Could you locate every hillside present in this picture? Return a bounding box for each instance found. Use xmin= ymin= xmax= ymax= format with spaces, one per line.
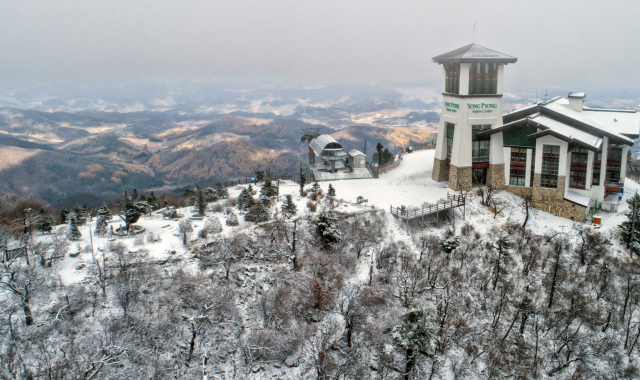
xmin=3 ymin=149 xmax=639 ymax=378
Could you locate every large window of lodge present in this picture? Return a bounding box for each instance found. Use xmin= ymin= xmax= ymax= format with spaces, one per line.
xmin=569 ymin=148 xmax=588 ymax=189
xmin=469 ymin=62 xmax=498 ymax=95
xmin=606 ymin=147 xmax=622 ymax=184
xmin=592 ymin=151 xmax=601 ymax=185
xmin=541 ymin=145 xmax=560 ymax=188
xmin=509 ymin=147 xmax=527 ymax=187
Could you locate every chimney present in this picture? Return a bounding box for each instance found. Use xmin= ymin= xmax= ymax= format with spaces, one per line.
xmin=568 ymin=92 xmax=586 ymax=112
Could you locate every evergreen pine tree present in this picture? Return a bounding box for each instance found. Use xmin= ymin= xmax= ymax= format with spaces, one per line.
xmin=310 ymin=182 xmax=321 ymax=193
xmin=247 ymin=184 xmax=256 ymax=195
xmin=255 ymin=170 xmax=265 ymax=182
xmin=73 ymin=205 xmax=87 ymax=225
xmin=327 ymin=184 xmax=336 ymax=197
xmin=259 ymin=194 xmax=272 ymax=208
xmin=313 ymin=210 xmax=342 ymax=244
xmin=281 ymin=194 xmax=297 ymax=217
xmin=440 ymin=230 xmax=460 ymax=254
xmin=60 ymin=209 xmax=69 ymax=224
xmin=384 ymin=307 xmax=435 ymax=378
xmin=67 ymin=215 xmax=82 ymax=241
xmin=244 ymin=204 xmax=269 ymax=223
xmin=162 ymin=206 xmax=179 ymax=219
xmin=237 ymin=188 xmax=255 ymax=211
xmin=260 ymin=178 xmax=278 ymax=198
xmin=132 ymin=189 xmax=139 ymax=200
xmin=36 ymin=212 xmax=55 ymax=234
xmin=621 ymin=191 xmax=640 ymax=255
xmin=147 ymin=191 xmax=159 ymax=210
xmin=216 ymin=183 xmax=229 ymax=199
xmin=95 ymin=217 xmax=108 ymax=236
xmin=298 ymin=166 xmax=306 ymax=196
xmin=97 ymin=205 xmax=112 ymax=221
xmin=226 ymin=212 xmax=239 ymax=226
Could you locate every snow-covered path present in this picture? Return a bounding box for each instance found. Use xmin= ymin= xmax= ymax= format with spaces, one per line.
xmin=319 ymin=149 xmax=450 ymax=210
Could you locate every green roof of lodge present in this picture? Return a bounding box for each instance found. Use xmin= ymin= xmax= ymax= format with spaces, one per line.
xmin=432 ymin=43 xmax=517 ymax=64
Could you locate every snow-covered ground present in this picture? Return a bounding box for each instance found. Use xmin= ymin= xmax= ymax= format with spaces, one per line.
xmin=36 ymin=148 xmax=637 ymax=287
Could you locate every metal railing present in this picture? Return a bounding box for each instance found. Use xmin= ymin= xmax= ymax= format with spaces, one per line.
xmin=390 ymin=193 xmax=466 ymax=220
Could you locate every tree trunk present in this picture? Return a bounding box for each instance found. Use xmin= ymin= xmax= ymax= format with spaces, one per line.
xmin=23 ymin=299 xmax=34 ymax=326
xmin=404 ymin=348 xmax=415 ymax=380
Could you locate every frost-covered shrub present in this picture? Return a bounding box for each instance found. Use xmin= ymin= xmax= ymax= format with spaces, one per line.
xmin=212 ymin=203 xmax=224 ymax=213
xmin=204 ymin=216 xmax=223 ymax=234
xmin=307 ymin=201 xmax=317 ymax=212
xmin=440 ymin=230 xmax=459 ymax=254
xmin=244 ymin=204 xmax=269 ymax=223
xmin=313 ymin=210 xmax=342 ymax=244
xmin=226 ymin=212 xmax=239 ymax=226
xmin=162 ymin=206 xmax=178 ymax=219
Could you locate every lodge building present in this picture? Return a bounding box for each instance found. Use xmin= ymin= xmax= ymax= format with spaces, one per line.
xmin=431 ymin=44 xmax=640 ymax=222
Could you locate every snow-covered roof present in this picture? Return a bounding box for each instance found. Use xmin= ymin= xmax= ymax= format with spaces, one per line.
xmin=582 ymin=108 xmax=640 ymax=137
xmin=565 ymin=191 xmax=591 ymax=207
xmin=432 ymin=43 xmax=517 ymax=64
xmin=309 ymin=134 xmax=348 ymax=160
xmin=347 ymin=149 xmax=365 ymax=157
xmin=528 ymin=114 xmax=603 ymax=150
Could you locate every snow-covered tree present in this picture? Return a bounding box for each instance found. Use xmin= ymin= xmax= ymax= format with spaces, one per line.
xmin=244 ymin=204 xmax=269 ymax=223
xmin=147 ymin=191 xmax=159 ymax=210
xmin=117 ymin=190 xmax=148 ymax=233
xmin=327 ymin=184 xmax=336 ymax=197
xmin=260 ymin=178 xmax=278 ymax=198
xmin=383 ymin=307 xmax=435 ymax=378
xmin=204 ymin=216 xmax=223 ymax=235
xmin=60 ymin=209 xmax=69 ymax=224
xmin=72 ymin=205 xmax=87 ymax=226
xmin=97 ymin=205 xmax=112 ymax=221
xmin=440 ymin=230 xmax=459 ymax=254
xmin=310 ymin=182 xmax=321 ymax=193
xmin=162 ymin=206 xmax=178 ymax=219
xmin=299 ymin=166 xmax=306 ymax=196
xmin=179 ymin=219 xmax=193 ymax=246
xmin=226 ymin=212 xmax=239 ymax=226
xmin=259 ymin=194 xmax=272 ymax=208
xmin=36 ymin=212 xmax=55 ymax=234
xmin=237 ymin=188 xmax=255 ymax=211
xmin=95 ymin=215 xmax=109 ymax=236
xmin=313 ymin=210 xmax=342 ymax=244
xmin=621 ymin=191 xmax=640 ymax=255
xmin=67 ymin=215 xmax=82 ymax=241
xmin=281 ymin=194 xmax=297 ymax=217
xmin=216 ymin=183 xmax=229 ymax=199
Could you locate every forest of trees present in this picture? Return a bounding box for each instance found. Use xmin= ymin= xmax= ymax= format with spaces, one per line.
xmin=1 ymin=186 xmax=640 ymax=378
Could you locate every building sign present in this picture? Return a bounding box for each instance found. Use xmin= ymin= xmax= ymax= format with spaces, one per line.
xmin=468 ymin=103 xmax=498 ymax=114
xmin=444 ymin=101 xmax=459 ymax=113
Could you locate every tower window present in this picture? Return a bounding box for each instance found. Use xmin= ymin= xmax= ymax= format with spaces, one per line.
xmin=469 ymin=62 xmax=499 ymax=95
xmin=444 ymin=63 xmax=460 ymax=94
xmin=446 ymin=122 xmax=455 ymax=160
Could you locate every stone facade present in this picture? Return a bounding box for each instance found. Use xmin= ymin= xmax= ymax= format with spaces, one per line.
xmin=432 ymin=158 xmax=450 ymax=182
xmin=505 ymin=185 xmax=533 ymax=199
xmin=531 ymin=175 xmax=587 ymax=222
xmin=487 ymin=164 xmax=505 ymax=190
xmin=449 ymin=166 xmax=472 ymax=191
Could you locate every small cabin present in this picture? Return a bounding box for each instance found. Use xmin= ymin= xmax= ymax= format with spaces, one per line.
xmin=347 ymin=149 xmax=366 ymax=169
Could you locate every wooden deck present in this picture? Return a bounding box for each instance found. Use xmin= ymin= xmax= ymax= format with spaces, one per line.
xmin=391 ymin=193 xmax=466 ymax=232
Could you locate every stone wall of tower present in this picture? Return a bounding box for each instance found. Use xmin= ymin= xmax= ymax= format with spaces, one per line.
xmin=432 ymin=158 xmax=450 ymax=182
xmin=448 ymin=166 xmax=472 ymax=191
xmin=487 ymin=164 xmax=505 ymax=190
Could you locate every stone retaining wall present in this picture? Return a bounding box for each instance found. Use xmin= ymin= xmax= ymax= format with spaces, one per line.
xmin=505 ymin=185 xmax=533 ymax=199
xmin=487 ymin=164 xmax=505 ymax=190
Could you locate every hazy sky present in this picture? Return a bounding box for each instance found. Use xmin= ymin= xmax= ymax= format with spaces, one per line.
xmin=1 ymin=0 xmax=639 ymax=92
